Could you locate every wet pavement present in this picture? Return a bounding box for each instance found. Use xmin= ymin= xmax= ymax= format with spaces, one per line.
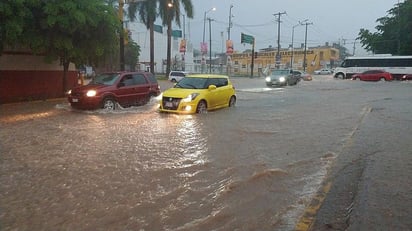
xmin=1 ymin=76 xmax=411 ymax=230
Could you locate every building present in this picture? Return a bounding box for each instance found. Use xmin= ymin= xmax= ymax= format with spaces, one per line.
xmin=230 ymin=43 xmax=339 ymax=76
xmin=128 ymin=21 xmax=194 ymax=74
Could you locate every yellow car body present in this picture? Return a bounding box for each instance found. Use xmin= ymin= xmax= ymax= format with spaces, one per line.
xmin=159 ymin=74 xmax=237 ymax=114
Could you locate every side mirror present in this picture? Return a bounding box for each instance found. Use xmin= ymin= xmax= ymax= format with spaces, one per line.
xmin=208 ymin=85 xmax=217 ymax=91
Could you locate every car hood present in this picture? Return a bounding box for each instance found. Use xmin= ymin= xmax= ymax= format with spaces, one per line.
xmin=162 ymin=87 xmax=206 ymax=98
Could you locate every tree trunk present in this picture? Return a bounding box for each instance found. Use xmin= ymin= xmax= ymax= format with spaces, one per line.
xmin=150 ymin=22 xmax=155 ymax=74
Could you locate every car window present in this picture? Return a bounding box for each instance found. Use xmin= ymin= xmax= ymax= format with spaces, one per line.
xmin=146 ymin=73 xmax=158 ymax=84
xmin=133 ymin=74 xmax=148 ymax=85
xmin=90 ymin=73 xmax=120 ymax=85
xmin=121 ymin=75 xmax=135 ymax=86
xmin=175 ymin=77 xmax=208 ymax=89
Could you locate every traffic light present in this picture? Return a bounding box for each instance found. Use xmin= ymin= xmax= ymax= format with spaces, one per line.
xmin=254 ymin=52 xmax=258 ymax=59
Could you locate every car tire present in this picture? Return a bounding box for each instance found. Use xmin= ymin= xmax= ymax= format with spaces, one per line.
xmin=171 ymin=79 xmax=177 ymax=83
xmin=229 ymin=96 xmax=236 ymax=107
xmin=102 ymin=97 xmax=116 ymax=110
xmin=380 ymin=77 xmax=386 ymax=81
xmin=196 ymin=100 xmax=207 ymax=114
xmin=336 ymin=73 xmax=344 ymax=79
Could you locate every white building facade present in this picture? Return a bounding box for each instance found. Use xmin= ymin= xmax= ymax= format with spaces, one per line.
xmin=127 ymin=21 xmax=194 ymax=74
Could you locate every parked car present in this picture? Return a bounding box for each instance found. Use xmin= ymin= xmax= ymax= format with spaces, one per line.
xmin=265 ymin=69 xmax=300 ymax=87
xmin=292 ymin=70 xmax=312 ymax=81
xmin=168 ymin=71 xmax=189 ymax=82
xmin=401 ymin=74 xmax=412 ymax=81
xmin=314 ymin=68 xmax=333 ymax=75
xmin=67 ymin=72 xmax=161 ymax=110
xmin=159 ymin=74 xmax=236 ymax=114
xmin=351 ymin=70 xmax=393 ymax=81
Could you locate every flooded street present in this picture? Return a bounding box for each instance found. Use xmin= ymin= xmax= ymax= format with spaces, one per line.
xmin=1 ymin=76 xmax=411 ymax=230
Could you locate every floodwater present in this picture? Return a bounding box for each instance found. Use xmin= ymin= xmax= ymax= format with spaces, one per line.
xmin=1 ymin=77 xmax=410 ymax=230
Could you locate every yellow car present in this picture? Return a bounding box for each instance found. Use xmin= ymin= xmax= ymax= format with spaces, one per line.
xmin=159 ymin=74 xmax=237 ymax=114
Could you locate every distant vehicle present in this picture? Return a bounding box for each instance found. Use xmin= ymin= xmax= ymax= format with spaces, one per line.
xmin=159 ymin=74 xmax=236 ymax=114
xmin=292 ymin=70 xmax=312 ymax=81
xmin=168 ymin=71 xmax=188 ymax=83
xmin=351 ymin=70 xmax=393 ymax=81
xmin=333 ymin=55 xmax=412 ymax=79
xmin=314 ymin=68 xmax=333 ymax=75
xmin=265 ymin=69 xmax=300 ymax=87
xmin=401 ymin=74 xmax=412 ymax=81
xmin=67 ymin=72 xmax=161 ymax=110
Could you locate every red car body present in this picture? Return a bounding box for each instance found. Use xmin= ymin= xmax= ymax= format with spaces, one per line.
xmin=352 ymin=70 xmax=393 ymax=81
xmin=67 ymin=72 xmax=160 ymax=110
xmin=401 ymin=74 xmax=412 ymax=81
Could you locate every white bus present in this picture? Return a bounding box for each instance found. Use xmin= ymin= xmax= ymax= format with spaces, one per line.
xmin=333 ymin=55 xmax=412 ymax=80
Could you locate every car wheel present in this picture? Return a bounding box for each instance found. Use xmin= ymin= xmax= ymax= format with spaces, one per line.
xmin=102 ymin=97 xmax=116 ymax=110
xmin=380 ymin=77 xmax=386 ymax=81
xmin=229 ymin=96 xmax=236 ymax=107
xmin=336 ymin=73 xmax=344 ymax=79
xmin=196 ymin=100 xmax=207 ymax=114
xmin=171 ymin=79 xmax=177 ymax=83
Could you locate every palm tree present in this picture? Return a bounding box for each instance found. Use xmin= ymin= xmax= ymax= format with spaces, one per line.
xmin=128 ymin=0 xmax=157 ymax=74
xmin=158 ymin=0 xmax=193 ymax=77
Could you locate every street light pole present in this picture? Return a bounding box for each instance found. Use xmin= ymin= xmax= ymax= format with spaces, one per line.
xmin=290 ymin=20 xmax=306 ymax=69
xmin=202 ymin=7 xmax=216 ymax=73
xmin=208 ymin=17 xmax=214 ymax=73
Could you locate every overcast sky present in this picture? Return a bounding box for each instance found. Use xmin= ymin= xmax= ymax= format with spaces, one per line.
xmin=181 ymin=0 xmax=400 ymax=55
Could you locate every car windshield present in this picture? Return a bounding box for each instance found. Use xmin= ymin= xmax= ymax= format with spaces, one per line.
xmin=175 ymin=77 xmax=208 ymax=89
xmin=271 ymin=70 xmax=290 ymax=76
xmin=89 ymin=73 xmax=120 ymax=85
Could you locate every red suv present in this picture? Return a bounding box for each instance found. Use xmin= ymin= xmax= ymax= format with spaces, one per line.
xmin=67 ymin=72 xmax=161 ymax=110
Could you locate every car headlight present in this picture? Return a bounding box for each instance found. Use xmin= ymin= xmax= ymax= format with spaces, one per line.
xmin=182 ymin=93 xmax=199 ymax=102
xmin=279 ymin=77 xmax=286 ymax=82
xmin=265 ymin=77 xmax=271 ymax=82
xmin=67 ymin=89 xmax=72 ymax=95
xmin=86 ymin=90 xmax=97 ymax=97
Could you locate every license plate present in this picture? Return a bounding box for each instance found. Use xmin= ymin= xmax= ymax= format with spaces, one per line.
xmin=72 ymin=98 xmax=79 ymax=102
xmin=165 ymin=102 xmax=173 ymax=107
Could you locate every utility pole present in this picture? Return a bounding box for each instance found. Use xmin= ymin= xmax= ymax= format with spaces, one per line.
xmin=273 ymin=11 xmax=286 ymax=69
xmin=301 ymin=20 xmax=313 ymax=72
xmin=118 ymin=0 xmax=125 ymax=71
xmin=208 ymin=17 xmax=214 ymax=73
xmin=228 ymin=4 xmax=234 ymax=40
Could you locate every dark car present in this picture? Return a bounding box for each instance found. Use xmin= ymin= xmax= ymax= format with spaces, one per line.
xmin=67 ymin=72 xmax=161 ymax=110
xmin=351 ymin=70 xmax=393 ymax=81
xmin=401 ymin=74 xmax=412 ymax=81
xmin=265 ymin=69 xmax=300 ymax=87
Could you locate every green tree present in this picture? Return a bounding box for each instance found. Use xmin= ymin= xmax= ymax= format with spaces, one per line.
xmin=4 ymin=0 xmax=120 ymax=92
xmin=128 ymin=0 xmax=157 ymax=74
xmin=124 ymin=40 xmax=141 ymax=71
xmin=0 ymin=0 xmax=31 ymax=53
xmin=159 ymin=0 xmax=193 ymax=77
xmin=358 ymin=0 xmax=412 ymax=55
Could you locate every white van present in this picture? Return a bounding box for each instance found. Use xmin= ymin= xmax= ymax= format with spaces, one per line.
xmin=168 ymin=71 xmax=188 ymax=82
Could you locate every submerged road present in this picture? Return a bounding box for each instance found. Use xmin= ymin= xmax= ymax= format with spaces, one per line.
xmin=1 ymin=76 xmax=411 ymax=230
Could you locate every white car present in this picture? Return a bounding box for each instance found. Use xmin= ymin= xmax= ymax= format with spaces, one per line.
xmin=314 ymin=69 xmax=333 ymax=75
xmin=168 ymin=71 xmax=188 ymax=82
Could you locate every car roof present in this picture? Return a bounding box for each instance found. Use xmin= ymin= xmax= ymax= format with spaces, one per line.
xmin=186 ymin=74 xmax=229 ymax=79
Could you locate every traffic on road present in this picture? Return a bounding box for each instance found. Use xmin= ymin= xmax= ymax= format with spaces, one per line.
xmin=1 ymin=75 xmax=411 ymax=230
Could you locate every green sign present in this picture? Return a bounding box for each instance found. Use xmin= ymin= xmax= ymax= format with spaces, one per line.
xmin=241 ymin=33 xmax=254 ymax=44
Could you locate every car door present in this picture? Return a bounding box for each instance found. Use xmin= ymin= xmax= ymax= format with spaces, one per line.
xmin=115 ymin=74 xmax=137 ymax=106
xmin=131 ymin=74 xmax=151 ymax=104
xmin=205 ymin=78 xmax=221 ymax=109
